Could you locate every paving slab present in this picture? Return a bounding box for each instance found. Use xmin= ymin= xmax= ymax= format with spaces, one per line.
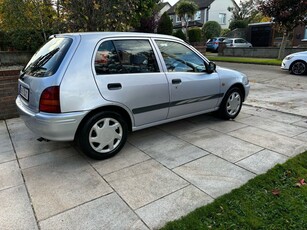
xmin=241 ymin=106 xmax=303 ymax=124
xmin=39 ymin=193 xmax=148 ymax=230
xmin=229 ymin=126 xmax=307 ymax=157
xmin=179 ymin=128 xmax=263 ymax=163
xmin=294 ymin=132 xmax=307 ymax=142
xmin=104 ymin=159 xmax=189 ymax=210
xmin=6 ymin=118 xmax=71 ymax=159
xmin=129 ymin=129 xmax=208 ymax=169
xmin=90 ymin=143 xmax=151 ymax=176
xmin=0 ymin=160 xmax=23 ymax=190
xmin=293 ymin=119 xmax=307 ymax=129
xmin=23 ymin=155 xmax=113 ymax=220
xmin=0 ymin=185 xmax=38 ymax=230
xmin=136 ymin=185 xmax=213 ymax=229
xmin=173 ymin=154 xmax=255 ymax=198
xmin=238 ymin=115 xmax=307 ymax=137
xmin=0 ymin=121 xmax=16 ymax=163
xmin=236 ymin=149 xmax=288 ymax=175
xmin=19 ymin=146 xmax=79 ymax=169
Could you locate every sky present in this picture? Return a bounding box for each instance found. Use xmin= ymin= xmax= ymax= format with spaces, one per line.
xmin=162 ymin=0 xmax=241 ymax=6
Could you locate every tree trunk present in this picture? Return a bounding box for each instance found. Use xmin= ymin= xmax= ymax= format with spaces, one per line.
xmin=278 ymin=31 xmax=289 ymax=60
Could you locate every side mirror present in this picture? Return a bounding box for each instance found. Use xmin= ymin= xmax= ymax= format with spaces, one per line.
xmin=206 ymin=61 xmax=216 ymax=74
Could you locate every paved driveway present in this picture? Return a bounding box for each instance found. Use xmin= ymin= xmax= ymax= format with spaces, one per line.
xmin=1 ymin=63 xmax=307 ymax=229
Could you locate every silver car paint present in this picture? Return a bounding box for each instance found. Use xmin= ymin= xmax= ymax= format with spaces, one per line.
xmin=16 ymin=32 xmax=250 ymax=141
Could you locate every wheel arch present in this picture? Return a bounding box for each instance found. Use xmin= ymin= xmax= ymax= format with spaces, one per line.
xmin=225 ymin=83 xmax=245 ymax=101
xmin=74 ymin=105 xmax=133 ymax=141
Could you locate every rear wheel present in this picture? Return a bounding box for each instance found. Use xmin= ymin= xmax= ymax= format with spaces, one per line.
xmin=290 ymin=61 xmax=307 ymax=75
xmin=218 ymin=87 xmax=242 ymax=119
xmin=78 ymin=111 xmax=128 ymax=160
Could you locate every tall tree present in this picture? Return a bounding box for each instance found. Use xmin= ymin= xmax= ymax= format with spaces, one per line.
xmin=175 ymin=0 xmax=198 ymax=39
xmin=157 ymin=12 xmax=173 ymax=35
xmin=0 ymin=0 xmax=55 ymax=41
xmin=259 ymin=0 xmax=307 ymax=59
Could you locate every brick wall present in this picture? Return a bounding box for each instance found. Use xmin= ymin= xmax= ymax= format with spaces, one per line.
xmin=0 ymin=70 xmax=20 ymax=120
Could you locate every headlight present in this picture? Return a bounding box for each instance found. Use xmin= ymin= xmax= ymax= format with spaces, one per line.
xmin=285 ymin=56 xmax=293 ymax=60
xmin=242 ymin=75 xmax=249 ymax=85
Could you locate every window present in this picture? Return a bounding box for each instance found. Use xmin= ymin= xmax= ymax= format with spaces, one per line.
xmin=23 ymin=38 xmax=72 ymax=78
xmin=176 ymin=15 xmax=181 ymax=22
xmin=219 ymin=13 xmax=226 ymax=25
xmin=156 ymin=40 xmax=206 ymax=72
xmin=304 ymin=26 xmax=307 ymax=40
xmin=194 ymin=11 xmax=201 ymax=21
xmin=95 ymin=40 xmax=159 ymax=75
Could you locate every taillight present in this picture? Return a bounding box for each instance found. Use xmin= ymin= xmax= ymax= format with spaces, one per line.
xmin=214 ymin=42 xmax=219 ymax=45
xmin=39 ymin=86 xmax=61 ymax=113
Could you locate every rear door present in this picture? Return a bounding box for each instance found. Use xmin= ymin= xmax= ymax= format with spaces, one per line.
xmin=93 ymin=38 xmax=170 ymax=126
xmin=154 ymin=40 xmax=221 ymax=119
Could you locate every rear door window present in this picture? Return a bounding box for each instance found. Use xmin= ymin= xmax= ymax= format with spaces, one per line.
xmin=23 ymin=37 xmax=72 ymax=77
xmin=94 ymin=39 xmax=159 ymax=75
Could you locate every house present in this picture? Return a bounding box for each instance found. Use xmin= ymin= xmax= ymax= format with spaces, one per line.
xmin=157 ymin=2 xmax=172 ymax=17
xmin=167 ymin=0 xmax=238 ymax=30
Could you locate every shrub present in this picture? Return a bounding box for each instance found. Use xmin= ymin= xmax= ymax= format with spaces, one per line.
xmin=229 ymin=20 xmax=248 ymax=31
xmin=221 ymin=28 xmax=230 ymax=37
xmin=9 ymin=30 xmax=48 ymax=52
xmin=173 ymin=29 xmax=186 ymax=41
xmin=188 ymin=27 xmax=202 ymax=42
xmin=157 ymin=12 xmax=173 ymax=35
xmin=202 ymin=21 xmax=221 ymax=41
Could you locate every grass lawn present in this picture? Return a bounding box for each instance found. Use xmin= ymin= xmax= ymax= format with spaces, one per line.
xmin=206 ymin=55 xmax=282 ymax=66
xmin=161 ymin=151 xmax=307 ymax=230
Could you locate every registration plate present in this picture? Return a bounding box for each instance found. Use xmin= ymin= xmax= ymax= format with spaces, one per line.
xmin=20 ymin=85 xmax=29 ymax=101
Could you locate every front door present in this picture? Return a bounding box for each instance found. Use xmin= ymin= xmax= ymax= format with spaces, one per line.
xmin=155 ymin=40 xmax=221 ymax=119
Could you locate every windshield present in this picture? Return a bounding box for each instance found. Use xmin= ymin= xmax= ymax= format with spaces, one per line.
xmin=23 ymin=37 xmax=72 ymax=77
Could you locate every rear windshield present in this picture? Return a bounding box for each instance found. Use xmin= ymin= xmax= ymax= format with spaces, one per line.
xmin=22 ymin=37 xmax=72 ymax=77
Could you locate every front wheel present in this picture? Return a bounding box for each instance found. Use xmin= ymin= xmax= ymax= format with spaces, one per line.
xmin=218 ymin=87 xmax=243 ymax=120
xmin=290 ymin=61 xmax=306 ymax=75
xmin=78 ymin=111 xmax=128 ymax=160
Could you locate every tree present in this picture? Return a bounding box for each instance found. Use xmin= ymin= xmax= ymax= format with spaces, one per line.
xmin=202 ymin=21 xmax=221 ymax=40
xmin=157 ymin=12 xmax=173 ymax=35
xmin=0 ymin=0 xmax=55 ymax=41
xmin=175 ymin=0 xmax=198 ymax=39
xmin=229 ymin=20 xmax=248 ymax=31
xmin=259 ymin=0 xmax=307 ymax=59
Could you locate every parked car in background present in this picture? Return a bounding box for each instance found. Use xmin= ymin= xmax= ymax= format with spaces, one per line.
xmin=224 ymin=38 xmax=252 ymax=48
xmin=16 ymin=32 xmax=250 ymax=160
xmin=206 ymin=37 xmax=226 ymax=52
xmin=281 ymin=51 xmax=307 ymax=75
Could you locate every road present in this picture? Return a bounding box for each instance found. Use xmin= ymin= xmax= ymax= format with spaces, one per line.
xmin=215 ymin=62 xmax=307 ymax=117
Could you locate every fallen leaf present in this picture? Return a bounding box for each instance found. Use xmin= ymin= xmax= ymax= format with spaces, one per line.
xmin=295 ymin=179 xmax=306 ymax=187
xmin=272 ymin=189 xmax=281 ymax=196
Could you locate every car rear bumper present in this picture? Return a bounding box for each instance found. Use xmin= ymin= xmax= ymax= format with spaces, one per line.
xmin=16 ymin=96 xmax=88 ymax=141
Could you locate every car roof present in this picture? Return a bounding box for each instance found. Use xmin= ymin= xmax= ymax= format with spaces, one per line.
xmin=52 ymin=32 xmax=183 ymax=43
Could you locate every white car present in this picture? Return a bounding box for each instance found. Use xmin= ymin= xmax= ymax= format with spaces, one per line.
xmin=281 ymin=51 xmax=307 ymax=75
xmin=224 ymin=38 xmax=252 ymax=48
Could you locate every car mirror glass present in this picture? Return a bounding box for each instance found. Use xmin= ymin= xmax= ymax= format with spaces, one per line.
xmin=206 ymin=61 xmax=216 ymax=74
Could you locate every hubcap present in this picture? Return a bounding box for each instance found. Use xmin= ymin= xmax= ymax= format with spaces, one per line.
xmin=89 ymin=118 xmax=123 ymax=153
xmin=226 ymin=92 xmax=241 ymax=116
xmin=292 ymin=62 xmax=306 ymax=75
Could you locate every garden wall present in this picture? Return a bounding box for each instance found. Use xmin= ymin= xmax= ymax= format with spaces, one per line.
xmin=0 ymin=70 xmax=20 ymax=120
xmin=0 ymin=52 xmax=32 ymax=65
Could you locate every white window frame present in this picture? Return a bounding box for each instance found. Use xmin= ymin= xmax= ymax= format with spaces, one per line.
xmin=304 ymin=26 xmax=307 ymax=40
xmin=194 ymin=11 xmax=201 ymax=21
xmin=219 ymin=13 xmax=226 ymax=25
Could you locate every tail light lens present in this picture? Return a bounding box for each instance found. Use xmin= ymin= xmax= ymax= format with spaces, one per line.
xmin=214 ymin=42 xmax=219 ymax=45
xmin=39 ymin=86 xmax=61 ymax=113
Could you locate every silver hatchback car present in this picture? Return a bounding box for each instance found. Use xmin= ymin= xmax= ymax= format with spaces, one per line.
xmin=16 ymin=32 xmax=250 ymax=160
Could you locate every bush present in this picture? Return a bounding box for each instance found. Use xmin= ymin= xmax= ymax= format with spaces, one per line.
xmin=9 ymin=30 xmax=48 ymax=52
xmin=202 ymin=21 xmax=221 ymax=41
xmin=221 ymin=29 xmax=230 ymax=37
xmin=173 ymin=29 xmax=186 ymax=41
xmin=0 ymin=31 xmax=11 ymax=51
xmin=229 ymin=20 xmax=248 ymax=31
xmin=188 ymin=27 xmax=202 ymax=42
xmin=157 ymin=12 xmax=173 ymax=35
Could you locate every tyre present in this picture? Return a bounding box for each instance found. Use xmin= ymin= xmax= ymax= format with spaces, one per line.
xmin=78 ymin=111 xmax=128 ymax=160
xmin=218 ymin=87 xmax=242 ymax=120
xmin=290 ymin=61 xmax=307 ymax=75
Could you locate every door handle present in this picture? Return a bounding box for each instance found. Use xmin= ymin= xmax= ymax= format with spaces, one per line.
xmin=107 ymin=83 xmax=122 ymax=90
xmin=172 ymin=79 xmax=182 ymax=84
